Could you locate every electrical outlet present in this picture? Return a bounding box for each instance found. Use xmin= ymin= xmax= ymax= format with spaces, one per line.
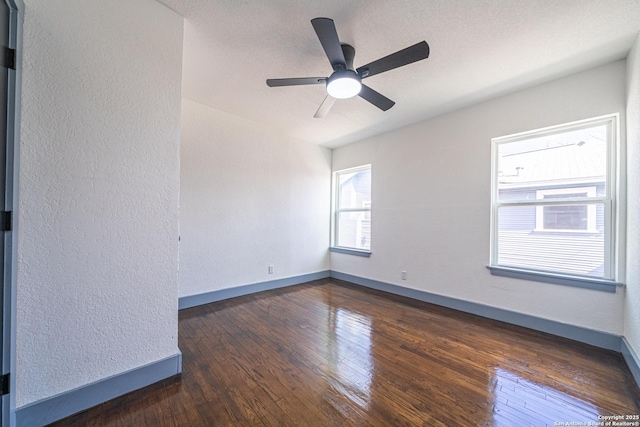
xmin=401 ymin=270 xmax=407 ymax=280
xmin=268 ymin=265 xmax=274 ymax=274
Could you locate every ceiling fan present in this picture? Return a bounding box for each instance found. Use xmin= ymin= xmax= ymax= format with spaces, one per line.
xmin=266 ymin=17 xmax=430 ymax=118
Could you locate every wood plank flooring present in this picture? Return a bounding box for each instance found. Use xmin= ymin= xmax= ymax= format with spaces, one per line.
xmin=50 ymin=279 xmax=640 ymax=426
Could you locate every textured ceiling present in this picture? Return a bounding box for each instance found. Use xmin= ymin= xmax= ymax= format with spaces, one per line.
xmin=157 ymin=0 xmax=640 ymax=148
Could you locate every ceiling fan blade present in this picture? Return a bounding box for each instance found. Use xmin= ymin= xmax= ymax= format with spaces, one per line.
xmin=311 ymin=18 xmax=346 ymax=70
xmin=357 ymin=41 xmax=429 ymax=79
xmin=267 ymin=77 xmax=326 ymax=87
xmin=358 ymin=84 xmax=395 ymax=111
xmin=314 ymin=95 xmax=336 ymax=118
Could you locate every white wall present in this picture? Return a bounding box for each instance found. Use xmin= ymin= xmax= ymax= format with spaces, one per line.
xmin=16 ymin=0 xmax=183 ymax=408
xmin=179 ymin=99 xmax=331 ymax=298
xmin=332 ymin=60 xmax=627 ymax=335
xmin=625 ymin=36 xmax=640 ymax=356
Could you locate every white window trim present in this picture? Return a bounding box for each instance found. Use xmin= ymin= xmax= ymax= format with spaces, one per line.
xmin=534 ymin=186 xmax=597 ymax=232
xmin=489 ymin=114 xmax=622 ymax=288
xmin=331 ymin=165 xmax=372 ymax=255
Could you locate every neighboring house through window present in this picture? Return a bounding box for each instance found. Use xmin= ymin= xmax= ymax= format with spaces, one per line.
xmin=332 ymin=165 xmax=371 ymax=255
xmin=535 ymin=187 xmax=597 ymax=232
xmin=489 ymin=115 xmax=619 ymax=287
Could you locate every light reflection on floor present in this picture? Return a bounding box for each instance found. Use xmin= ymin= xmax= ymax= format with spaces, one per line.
xmin=492 ymin=367 xmax=601 ymax=426
xmin=315 ymin=286 xmax=635 ymax=426
xmin=325 ymin=307 xmax=373 ymax=409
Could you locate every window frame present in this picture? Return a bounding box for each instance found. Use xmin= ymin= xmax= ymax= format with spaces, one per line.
xmin=488 ymin=114 xmax=622 ymax=291
xmin=330 ymin=165 xmax=372 ymax=257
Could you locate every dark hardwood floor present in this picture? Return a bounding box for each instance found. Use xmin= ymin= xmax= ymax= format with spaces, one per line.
xmin=51 ymin=279 xmax=640 ymax=426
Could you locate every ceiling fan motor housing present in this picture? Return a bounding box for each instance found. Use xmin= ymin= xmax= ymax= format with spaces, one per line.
xmin=340 ymin=43 xmax=356 ymax=70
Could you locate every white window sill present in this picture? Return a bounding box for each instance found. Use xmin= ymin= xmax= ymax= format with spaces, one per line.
xmin=486 ymin=265 xmax=623 ymax=293
xmin=330 ymin=247 xmax=372 ymax=257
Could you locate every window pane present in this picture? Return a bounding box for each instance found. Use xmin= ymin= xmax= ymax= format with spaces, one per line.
xmin=336 ymin=211 xmax=371 ymax=250
xmin=497 ymin=125 xmax=607 ymax=202
xmin=338 ymin=169 xmax=371 ymax=209
xmin=497 ymin=205 xmax=605 ymax=277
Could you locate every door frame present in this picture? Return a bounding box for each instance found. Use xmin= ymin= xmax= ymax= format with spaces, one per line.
xmin=2 ymin=1 xmax=22 ymax=426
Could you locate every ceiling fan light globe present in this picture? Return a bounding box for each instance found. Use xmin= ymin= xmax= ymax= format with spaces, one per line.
xmin=326 ymin=71 xmax=362 ymax=99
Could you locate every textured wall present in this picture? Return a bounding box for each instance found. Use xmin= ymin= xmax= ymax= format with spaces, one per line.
xmin=332 ymin=61 xmax=627 ymax=334
xmin=625 ymin=36 xmax=640 ymax=355
xmin=179 ymin=99 xmax=331 ymax=298
xmin=17 ymin=0 xmax=183 ymax=407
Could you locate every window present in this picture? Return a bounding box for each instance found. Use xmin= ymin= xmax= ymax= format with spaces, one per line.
xmin=489 ymin=115 xmax=620 ymax=288
xmin=331 ymin=165 xmax=371 ymax=255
